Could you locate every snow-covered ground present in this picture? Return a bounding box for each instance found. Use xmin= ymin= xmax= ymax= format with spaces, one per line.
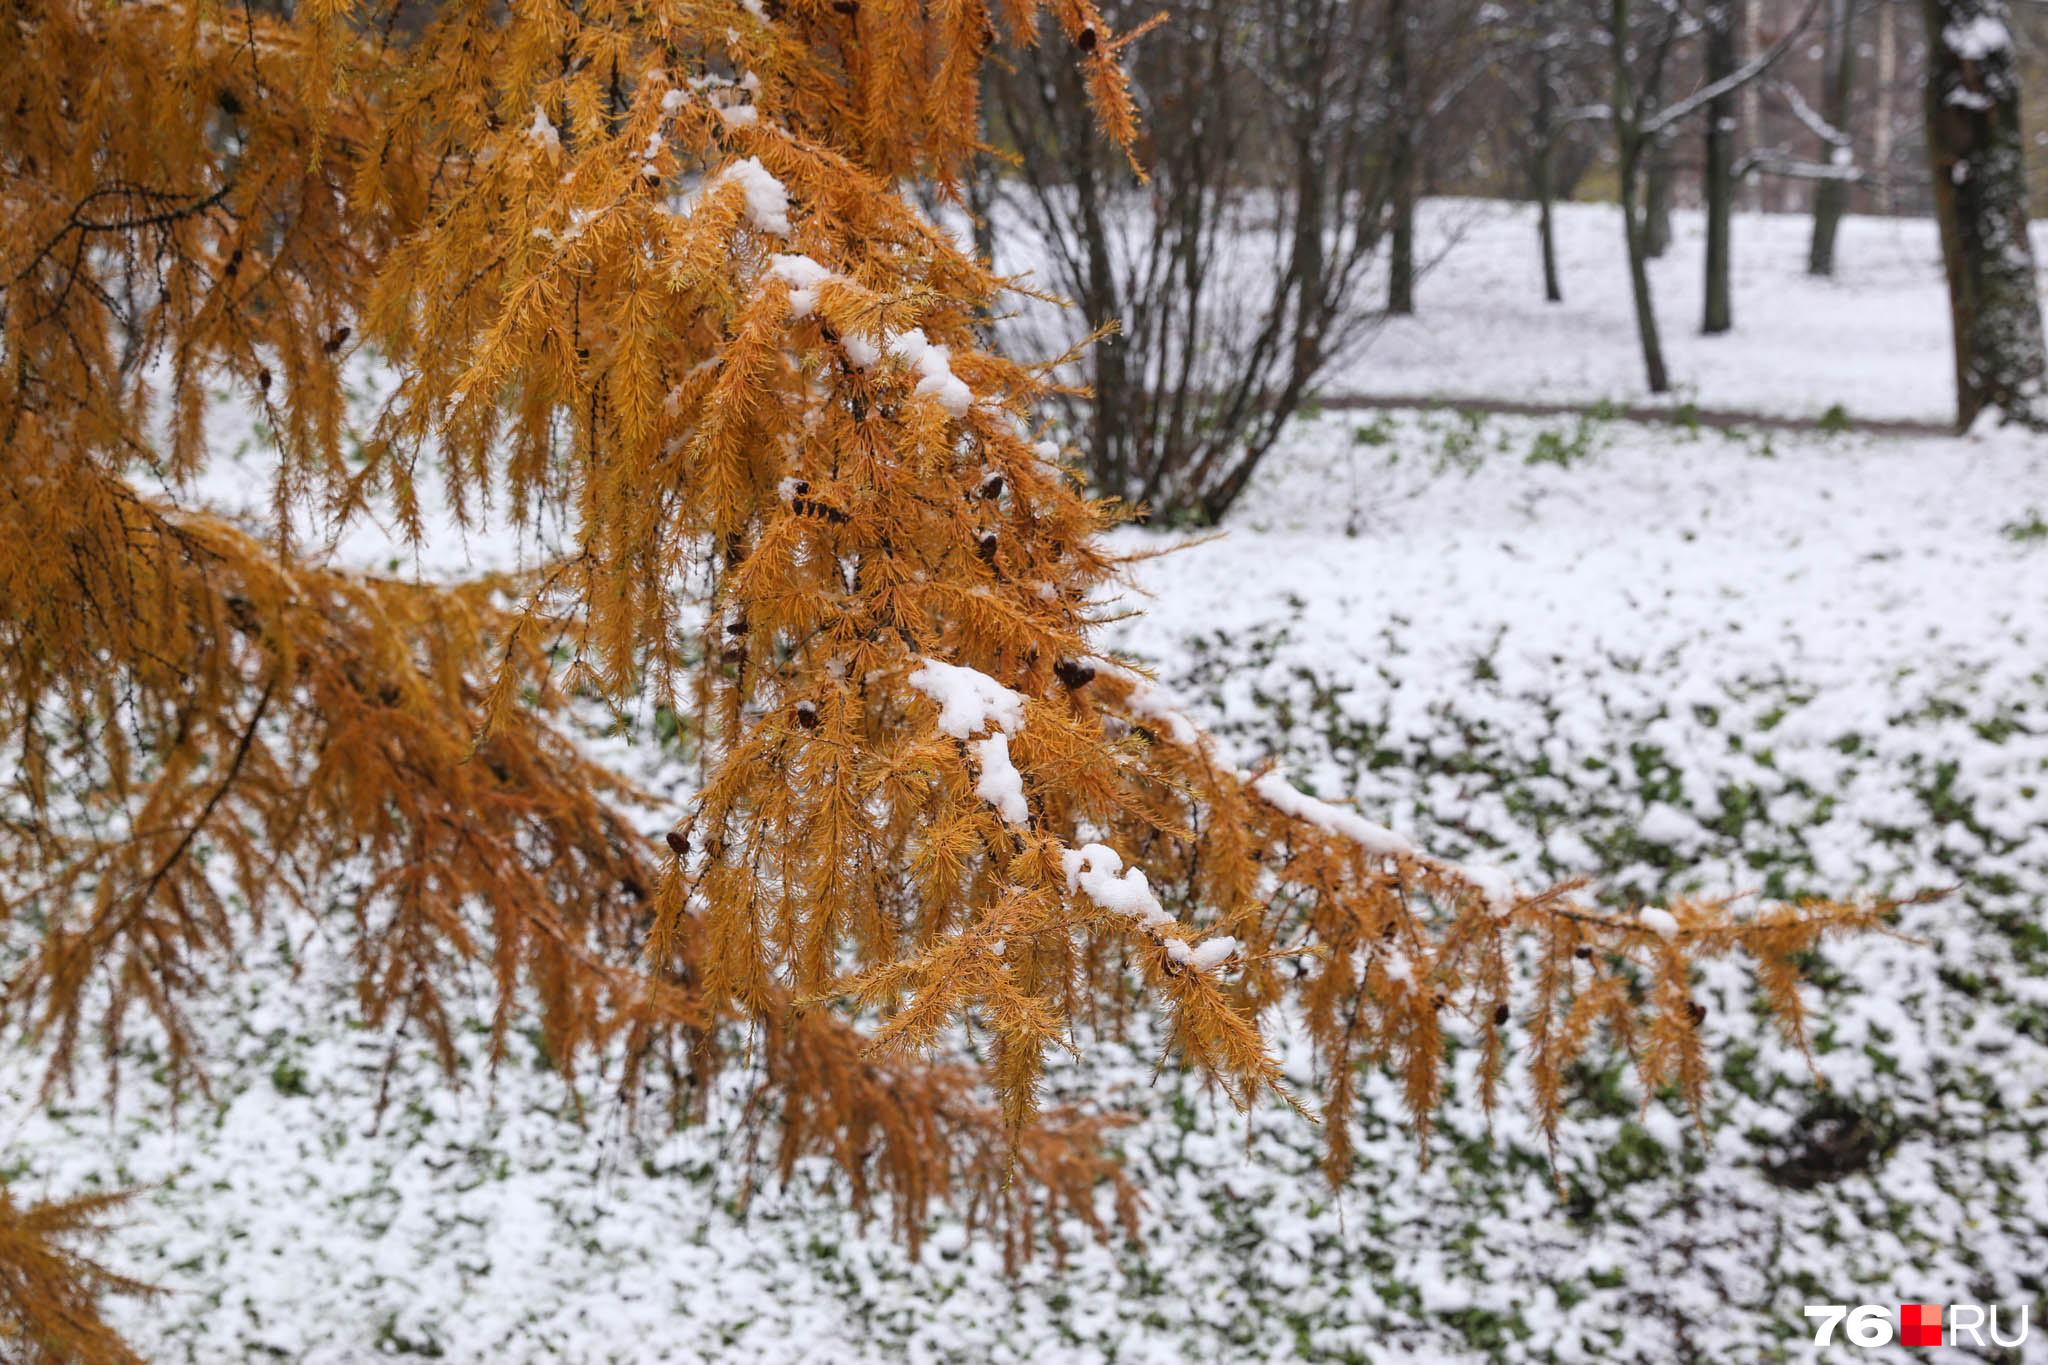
xmin=1324 ymin=199 xmax=1975 ymax=423
xmin=9 ymin=209 xmax=2048 ymax=1362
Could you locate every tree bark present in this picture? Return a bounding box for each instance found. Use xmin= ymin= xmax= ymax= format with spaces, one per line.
xmin=1703 ymin=2 xmax=1737 ymax=332
xmin=1920 ymin=0 xmax=2047 ymax=430
xmin=1387 ymin=0 xmax=1417 ymax=315
xmin=1808 ymin=0 xmax=1858 ymax=275
xmin=1645 ymin=138 xmax=1675 ymax=258
xmin=1741 ymin=0 xmax=1763 ymax=210
xmin=1873 ymin=0 xmax=1897 ymax=213
xmin=1536 ymin=54 xmax=1564 ymax=303
xmin=1611 ymin=0 xmax=1670 ymax=393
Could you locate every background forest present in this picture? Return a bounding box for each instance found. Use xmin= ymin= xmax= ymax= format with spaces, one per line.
xmin=2 ymin=0 xmax=2045 ymax=1362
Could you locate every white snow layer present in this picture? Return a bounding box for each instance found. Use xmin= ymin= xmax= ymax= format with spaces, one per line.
xmin=971 ymin=732 xmax=1029 ymax=827
xmin=767 ymin=253 xmax=834 ymax=318
xmin=1945 ymin=15 xmax=2011 ymax=59
xmin=907 ymin=659 xmax=1025 ymax=739
xmin=714 ymin=156 xmax=789 ymax=236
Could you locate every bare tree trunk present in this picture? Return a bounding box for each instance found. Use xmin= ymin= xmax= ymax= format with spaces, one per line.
xmin=1920 ymin=0 xmax=2047 ymax=429
xmin=1611 ymin=0 xmax=1670 ymax=393
xmin=1075 ymin=157 xmax=1131 ymax=497
xmin=1387 ymin=0 xmax=1417 ymax=315
xmin=1740 ymin=0 xmax=1763 ymax=210
xmin=1704 ymin=2 xmax=1738 ymax=333
xmin=1536 ymin=48 xmax=1564 ymax=303
xmin=1645 ymin=138 xmax=1675 ymax=257
xmin=1873 ymin=0 xmax=1897 ymax=213
xmin=1808 ymin=0 xmax=1858 ymax=275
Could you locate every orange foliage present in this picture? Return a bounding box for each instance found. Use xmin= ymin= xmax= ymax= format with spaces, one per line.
xmin=0 ymin=0 xmax=1894 ymax=1351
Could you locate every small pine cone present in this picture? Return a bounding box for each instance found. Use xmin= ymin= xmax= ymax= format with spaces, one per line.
xmin=1493 ymin=1003 xmax=1510 ymax=1027
xmin=665 ymin=830 xmax=690 ymax=857
xmin=979 ymin=471 xmax=1005 ymax=500
xmin=323 ymin=325 xmax=351 ymax=354
xmin=257 ymin=368 xmax=271 ymax=392
xmin=726 ymin=615 xmax=748 ymax=636
xmin=1574 ymin=945 xmax=1594 ymax=961
xmin=976 ymin=530 xmax=998 ymax=561
xmin=795 ymin=700 xmax=820 ymax=729
xmin=1053 ymin=657 xmax=1095 ymax=690
xmin=787 ymin=479 xmax=809 ymax=497
xmin=1076 ymin=26 xmax=1097 ymax=51
xmin=1689 ymin=1001 xmax=1709 ymax=1024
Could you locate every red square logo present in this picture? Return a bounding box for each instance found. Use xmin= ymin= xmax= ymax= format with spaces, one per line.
xmin=1901 ymin=1303 xmax=1943 ymax=1347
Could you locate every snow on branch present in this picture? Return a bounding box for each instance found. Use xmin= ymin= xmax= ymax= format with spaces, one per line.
xmin=908 ymin=659 xmax=1027 ymax=739
xmin=1062 ymin=843 xmax=1240 ymax=973
xmin=1640 ymin=0 xmax=1822 ymax=138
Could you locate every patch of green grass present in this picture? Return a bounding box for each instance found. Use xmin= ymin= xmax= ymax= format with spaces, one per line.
xmin=2002 ymin=509 xmax=2048 ymax=543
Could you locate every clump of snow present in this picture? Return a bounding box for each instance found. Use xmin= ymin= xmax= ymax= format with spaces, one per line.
xmin=1450 ymin=861 xmax=1518 ymax=917
xmin=1251 ymin=773 xmax=1416 ymax=859
xmin=716 ymin=103 xmax=759 ymax=130
xmin=1383 ymin=951 xmax=1414 ymax=986
xmin=1638 ymin=907 xmax=1681 ymax=941
xmin=1636 ymin=803 xmax=1703 ymax=851
xmin=971 ymin=732 xmax=1028 ymax=827
xmin=713 ymin=156 xmax=789 ymax=236
xmin=906 ymin=659 xmax=1025 ymax=739
xmin=1945 ymin=15 xmax=2010 ymax=60
xmin=1060 ymin=843 xmax=1175 ymax=931
xmin=1061 ymin=843 xmax=1240 ymax=973
xmin=659 ymin=87 xmax=688 ymax=114
xmin=814 ymin=320 xmax=976 ymax=421
xmin=767 ymin=254 xmax=835 ymax=318
xmin=884 ymin=329 xmax=973 ymax=419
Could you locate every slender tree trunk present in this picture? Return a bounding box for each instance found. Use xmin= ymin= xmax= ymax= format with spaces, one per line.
xmin=1620 ymin=143 xmax=1671 ymax=392
xmin=1536 ymin=57 xmax=1564 ymax=303
xmin=1389 ymin=164 xmax=1417 ymax=313
xmin=1075 ymin=158 xmax=1132 ymax=497
xmin=1703 ymin=3 xmax=1738 ymax=333
xmin=966 ymin=143 xmax=1000 ymax=342
xmin=1611 ymin=0 xmax=1669 ymax=393
xmin=1387 ymin=0 xmax=1417 ymax=315
xmin=1645 ymin=138 xmax=1675 ymax=258
xmin=1741 ymin=0 xmax=1763 ymax=210
xmin=1809 ymin=0 xmax=1859 ymax=275
xmin=1920 ymin=0 xmax=2047 ymax=429
xmin=1873 ymin=0 xmax=1897 ymax=213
